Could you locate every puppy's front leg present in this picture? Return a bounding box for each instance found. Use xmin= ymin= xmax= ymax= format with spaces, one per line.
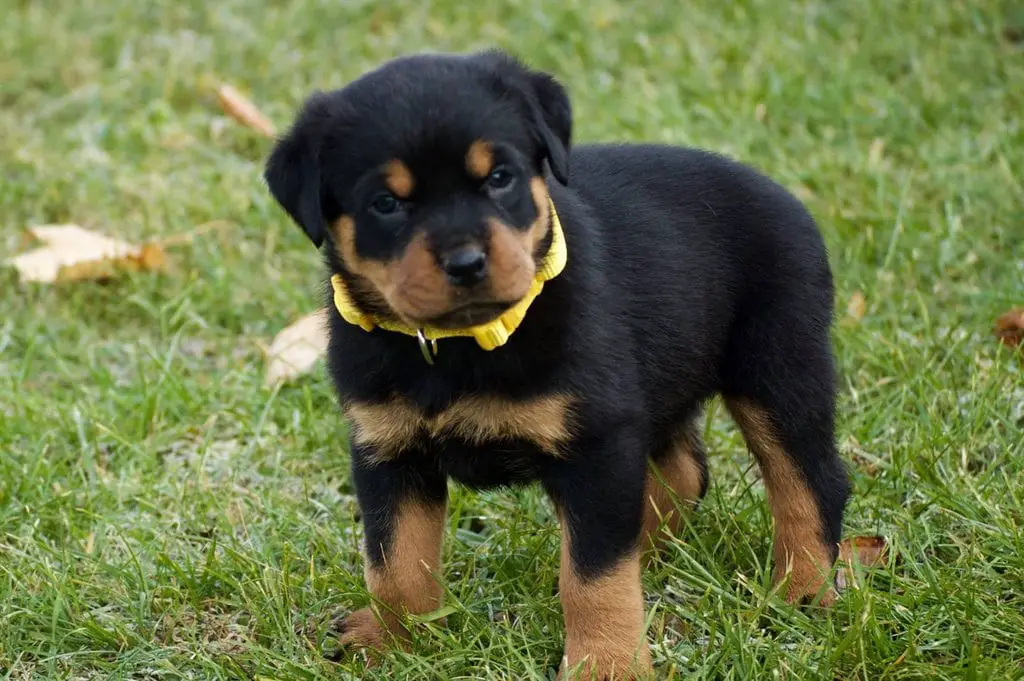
xmin=339 ymin=446 xmax=448 ymax=653
xmin=545 ymin=428 xmax=653 ymax=680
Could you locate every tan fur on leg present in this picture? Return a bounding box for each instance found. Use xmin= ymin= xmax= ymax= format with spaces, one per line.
xmin=339 ymin=500 xmax=447 ymax=651
xmin=641 ymin=427 xmax=705 ymax=555
xmin=557 ymin=524 xmax=652 ymax=680
xmin=726 ymin=398 xmax=836 ymax=604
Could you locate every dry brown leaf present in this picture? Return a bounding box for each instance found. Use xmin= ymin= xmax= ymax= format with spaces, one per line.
xmin=5 ymin=221 xmax=229 ymax=284
xmin=839 ymin=535 xmax=887 ymax=566
xmin=5 ymin=225 xmax=166 ymax=283
xmin=995 ymin=308 xmax=1024 ymax=349
xmin=847 ymin=290 xmax=867 ymax=321
xmin=265 ymin=309 xmax=329 ymax=387
xmin=836 ymin=535 xmax=888 ymax=591
xmin=216 ymin=84 xmax=275 ymax=137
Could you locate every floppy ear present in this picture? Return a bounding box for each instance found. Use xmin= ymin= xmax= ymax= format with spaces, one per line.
xmin=264 ymin=104 xmax=327 ymax=247
xmin=526 ymin=71 xmax=572 ymax=185
xmin=476 ymin=50 xmax=573 ymax=185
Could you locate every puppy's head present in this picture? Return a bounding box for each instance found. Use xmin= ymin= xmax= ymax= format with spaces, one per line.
xmin=265 ymin=50 xmax=572 ymax=329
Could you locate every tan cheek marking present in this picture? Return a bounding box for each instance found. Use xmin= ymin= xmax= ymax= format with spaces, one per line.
xmin=527 ymin=176 xmax=552 ymax=253
xmin=726 ymin=398 xmax=836 ymax=605
xmin=333 ymin=215 xmax=362 ymax=274
xmin=384 ymin=159 xmax=415 ymax=199
xmin=641 ymin=428 xmax=706 ymax=554
xmin=355 ymin=500 xmax=446 ymax=645
xmin=346 ymin=394 xmax=577 ymax=462
xmin=486 ymin=218 xmax=536 ymax=302
xmin=332 ymin=216 xmax=398 ymax=316
xmin=332 ymin=216 xmax=390 ymax=290
xmin=334 ymin=218 xmax=450 ymax=323
xmin=465 ymin=140 xmax=494 ymax=179
xmin=388 ymin=232 xmax=452 ymax=321
xmin=558 ymin=532 xmax=651 ymax=679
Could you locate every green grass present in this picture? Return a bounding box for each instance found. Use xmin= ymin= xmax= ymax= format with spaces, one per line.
xmin=1 ymin=0 xmax=1023 ymax=678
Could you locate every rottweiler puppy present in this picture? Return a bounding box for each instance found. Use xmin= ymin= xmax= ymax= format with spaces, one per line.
xmin=264 ymin=49 xmax=850 ymax=680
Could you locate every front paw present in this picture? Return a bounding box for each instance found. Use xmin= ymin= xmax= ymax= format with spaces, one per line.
xmin=332 ymin=607 xmax=409 ymax=658
xmin=558 ymin=639 xmax=653 ymax=680
xmin=783 ymin=580 xmax=838 ymax=607
xmin=775 ymin=561 xmax=838 ymax=607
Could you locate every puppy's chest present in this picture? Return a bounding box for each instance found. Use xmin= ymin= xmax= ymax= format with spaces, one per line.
xmin=344 ymin=392 xmax=577 ymax=468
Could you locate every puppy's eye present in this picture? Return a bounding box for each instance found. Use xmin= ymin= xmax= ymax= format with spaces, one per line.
xmin=486 ymin=166 xmax=515 ymax=191
xmin=369 ymin=192 xmax=401 ymax=215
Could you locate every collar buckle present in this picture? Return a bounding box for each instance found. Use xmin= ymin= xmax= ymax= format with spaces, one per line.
xmin=416 ymin=329 xmax=438 ymax=365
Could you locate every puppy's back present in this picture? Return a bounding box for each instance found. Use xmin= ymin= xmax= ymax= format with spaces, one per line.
xmin=568 ymin=143 xmax=831 ymax=293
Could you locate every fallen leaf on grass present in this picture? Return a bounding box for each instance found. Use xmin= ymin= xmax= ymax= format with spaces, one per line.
xmin=846 ymin=290 xmax=867 ymax=321
xmin=836 ymin=535 xmax=889 ymax=591
xmin=264 ymin=309 xmax=329 ymax=387
xmin=5 ymin=220 xmax=230 ymax=284
xmin=6 ymin=225 xmax=166 ymax=283
xmin=995 ymin=308 xmax=1024 ymax=349
xmin=840 ymin=535 xmax=887 ymax=565
xmin=216 ymin=84 xmax=275 ymax=137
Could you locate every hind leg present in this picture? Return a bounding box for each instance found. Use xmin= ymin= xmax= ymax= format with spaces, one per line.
xmin=726 ymin=397 xmax=847 ymax=604
xmin=641 ymin=420 xmax=708 ymax=554
xmin=724 ymin=314 xmax=850 ymax=604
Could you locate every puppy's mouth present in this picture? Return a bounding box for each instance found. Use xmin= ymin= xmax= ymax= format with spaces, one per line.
xmin=422 ymin=300 xmax=517 ymax=329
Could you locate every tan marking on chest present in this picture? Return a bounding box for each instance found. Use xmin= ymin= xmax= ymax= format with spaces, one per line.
xmin=345 ymin=393 xmax=576 ymax=460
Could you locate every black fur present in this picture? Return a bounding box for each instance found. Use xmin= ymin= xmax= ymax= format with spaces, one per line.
xmin=265 ymin=50 xmax=849 ymax=586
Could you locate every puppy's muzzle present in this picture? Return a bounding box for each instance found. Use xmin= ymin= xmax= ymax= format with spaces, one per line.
xmin=440 ymin=245 xmax=487 ymax=288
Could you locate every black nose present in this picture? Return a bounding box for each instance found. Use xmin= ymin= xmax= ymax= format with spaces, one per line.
xmin=441 ymin=247 xmax=487 ymax=287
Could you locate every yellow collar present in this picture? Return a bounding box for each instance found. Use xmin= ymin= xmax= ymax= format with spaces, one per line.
xmin=330 ymin=198 xmax=567 ymax=357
